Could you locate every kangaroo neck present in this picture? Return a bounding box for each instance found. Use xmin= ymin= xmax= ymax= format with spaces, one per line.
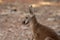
xmin=30 ymin=15 xmax=39 ymax=27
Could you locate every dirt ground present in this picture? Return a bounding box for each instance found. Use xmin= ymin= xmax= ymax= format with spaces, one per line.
xmin=0 ymin=0 xmax=60 ymax=40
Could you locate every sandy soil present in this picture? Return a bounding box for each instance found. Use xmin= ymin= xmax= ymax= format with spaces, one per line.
xmin=0 ymin=0 xmax=60 ymax=40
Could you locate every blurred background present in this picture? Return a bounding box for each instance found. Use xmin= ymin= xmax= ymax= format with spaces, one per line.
xmin=0 ymin=0 xmax=60 ymax=40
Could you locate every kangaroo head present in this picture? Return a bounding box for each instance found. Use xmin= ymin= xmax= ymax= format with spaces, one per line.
xmin=22 ymin=5 xmax=35 ymax=25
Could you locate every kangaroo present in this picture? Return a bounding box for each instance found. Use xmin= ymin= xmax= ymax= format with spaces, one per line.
xmin=22 ymin=5 xmax=59 ymax=40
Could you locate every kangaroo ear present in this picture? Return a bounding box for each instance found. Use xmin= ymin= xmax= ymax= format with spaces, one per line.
xmin=29 ymin=5 xmax=34 ymax=15
xmin=29 ymin=5 xmax=35 ymax=18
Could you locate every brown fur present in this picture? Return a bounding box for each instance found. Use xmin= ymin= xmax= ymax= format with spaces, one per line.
xmin=23 ymin=5 xmax=59 ymax=40
xmin=30 ymin=15 xmax=59 ymax=40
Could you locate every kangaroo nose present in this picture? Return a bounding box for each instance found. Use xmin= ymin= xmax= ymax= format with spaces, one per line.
xmin=22 ymin=17 xmax=29 ymax=25
xmin=22 ymin=20 xmax=26 ymax=24
xmin=22 ymin=19 xmax=29 ymax=25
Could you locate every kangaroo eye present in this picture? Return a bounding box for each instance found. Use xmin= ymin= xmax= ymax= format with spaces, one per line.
xmin=11 ymin=8 xmax=17 ymax=12
xmin=26 ymin=17 xmax=28 ymax=19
